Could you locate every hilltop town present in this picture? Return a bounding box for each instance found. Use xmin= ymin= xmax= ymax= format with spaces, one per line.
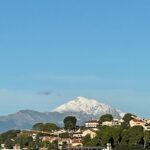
xmin=0 ymin=113 xmax=150 ymax=150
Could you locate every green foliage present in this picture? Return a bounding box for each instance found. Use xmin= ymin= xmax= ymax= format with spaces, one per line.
xmin=28 ymin=140 xmax=39 ymax=149
xmin=0 ymin=130 xmax=20 ymax=148
xmin=48 ymin=140 xmax=58 ymax=150
xmin=97 ymin=126 xmax=113 ymax=146
xmin=0 ymin=130 xmax=20 ymax=142
xmin=59 ymin=132 xmax=70 ymax=138
xmin=96 ymin=124 xmax=147 ymax=149
xmin=32 ymin=122 xmax=58 ymax=132
xmin=42 ymin=123 xmax=58 ymax=132
xmin=123 ymin=113 xmax=135 ymax=123
xmin=121 ymin=129 xmax=130 ymax=145
xmin=82 ymin=134 xmax=92 ymax=146
xmin=1 ymin=113 xmax=150 ymax=150
xmin=63 ymin=116 xmax=77 ymax=130
xmin=128 ymin=126 xmax=144 ymax=146
xmin=144 ymin=130 xmax=150 ymax=148
xmin=32 ymin=123 xmax=44 ymax=131
xmin=99 ymin=114 xmax=113 ymax=122
xmin=15 ymin=135 xmax=33 ymax=148
xmin=121 ymin=121 xmax=130 ymax=129
xmin=111 ymin=126 xmax=123 ymax=146
xmin=115 ymin=145 xmax=145 ymax=150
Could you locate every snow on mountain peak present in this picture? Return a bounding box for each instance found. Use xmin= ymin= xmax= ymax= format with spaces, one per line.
xmin=51 ymin=96 xmax=120 ymax=117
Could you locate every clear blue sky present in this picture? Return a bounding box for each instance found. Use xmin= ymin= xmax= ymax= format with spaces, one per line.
xmin=0 ymin=1 xmax=150 ymax=117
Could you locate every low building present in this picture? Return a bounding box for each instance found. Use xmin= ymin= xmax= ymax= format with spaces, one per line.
xmin=144 ymin=123 xmax=150 ymax=131
xmin=129 ymin=118 xmax=145 ymax=127
xmin=101 ymin=119 xmax=122 ymax=127
xmin=52 ymin=129 xmax=66 ymax=135
xmin=73 ymin=132 xmax=82 ymax=138
xmin=145 ymin=119 xmax=150 ymax=124
xmin=129 ymin=116 xmax=150 ymax=131
xmin=85 ymin=120 xmax=99 ymax=128
xmin=82 ymin=129 xmax=96 ymax=139
xmin=101 ymin=121 xmax=113 ymax=126
xmin=71 ymin=139 xmax=83 ymax=147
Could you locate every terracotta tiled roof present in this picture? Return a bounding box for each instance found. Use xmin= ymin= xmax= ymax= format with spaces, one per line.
xmin=132 ymin=118 xmax=145 ymax=123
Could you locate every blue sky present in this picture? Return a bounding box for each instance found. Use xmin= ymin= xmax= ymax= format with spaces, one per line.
xmin=0 ymin=1 xmax=150 ymax=117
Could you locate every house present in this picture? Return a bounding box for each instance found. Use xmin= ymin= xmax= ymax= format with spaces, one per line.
xmin=113 ymin=119 xmax=123 ymax=126
xmin=129 ymin=118 xmax=145 ymax=127
xmin=101 ymin=121 xmax=113 ymax=126
xmin=145 ymin=119 xmax=150 ymax=124
xmin=144 ymin=123 xmax=150 ymax=131
xmin=71 ymin=139 xmax=83 ymax=147
xmin=82 ymin=129 xmax=96 ymax=139
xmin=101 ymin=119 xmax=122 ymax=127
xmin=85 ymin=120 xmax=99 ymax=128
xmin=52 ymin=129 xmax=66 ymax=135
xmin=72 ymin=128 xmax=96 ymax=139
xmin=129 ymin=117 xmax=150 ymax=131
xmin=42 ymin=136 xmax=57 ymax=143
xmin=72 ymin=132 xmax=82 ymax=138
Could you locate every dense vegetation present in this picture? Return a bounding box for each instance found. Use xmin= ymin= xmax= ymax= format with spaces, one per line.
xmin=82 ymin=114 xmax=150 ymax=150
xmin=0 ymin=129 xmax=59 ymax=149
xmin=32 ymin=122 xmax=58 ymax=132
xmin=82 ymin=125 xmax=150 ymax=150
xmin=0 ymin=113 xmax=150 ymax=150
xmin=63 ymin=116 xmax=77 ymax=130
xmin=99 ymin=114 xmax=113 ymax=122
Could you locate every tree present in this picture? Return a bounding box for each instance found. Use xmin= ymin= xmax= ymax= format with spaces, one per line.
xmin=0 ymin=130 xmax=20 ymax=145
xmin=99 ymin=114 xmax=113 ymax=123
xmin=32 ymin=123 xmax=58 ymax=132
xmin=111 ymin=126 xmax=123 ymax=146
xmin=144 ymin=131 xmax=150 ymax=148
xmin=32 ymin=123 xmax=44 ymax=131
xmin=123 ymin=113 xmax=136 ymax=123
xmin=63 ymin=116 xmax=77 ymax=130
xmin=121 ymin=121 xmax=130 ymax=129
xmin=121 ymin=129 xmax=130 ymax=145
xmin=96 ymin=126 xmax=113 ymax=146
xmin=42 ymin=123 xmax=58 ymax=132
xmin=128 ymin=126 xmax=144 ymax=146
xmin=15 ymin=135 xmax=33 ymax=148
xmin=82 ymin=134 xmax=92 ymax=146
xmin=48 ymin=140 xmax=58 ymax=150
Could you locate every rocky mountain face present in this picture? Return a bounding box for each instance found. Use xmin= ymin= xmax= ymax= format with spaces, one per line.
xmin=0 ymin=97 xmax=122 ymax=132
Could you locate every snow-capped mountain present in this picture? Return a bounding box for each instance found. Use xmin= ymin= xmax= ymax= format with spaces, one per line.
xmin=0 ymin=96 xmax=123 ymax=132
xmin=52 ymin=96 xmax=121 ymax=118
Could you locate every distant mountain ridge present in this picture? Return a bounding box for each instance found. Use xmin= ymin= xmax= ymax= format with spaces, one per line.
xmin=0 ymin=97 xmax=123 ymax=132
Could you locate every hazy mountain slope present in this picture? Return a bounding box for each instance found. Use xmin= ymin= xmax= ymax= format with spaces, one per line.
xmin=0 ymin=97 xmax=122 ymax=132
xmin=0 ymin=110 xmax=64 ymax=132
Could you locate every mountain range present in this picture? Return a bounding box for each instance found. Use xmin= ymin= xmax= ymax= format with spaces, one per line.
xmin=0 ymin=97 xmax=123 ymax=132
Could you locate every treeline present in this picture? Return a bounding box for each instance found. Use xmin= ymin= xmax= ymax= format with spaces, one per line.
xmin=0 ymin=116 xmax=77 ymax=149
xmin=83 ymin=125 xmax=150 ymax=150
xmin=0 ymin=129 xmax=59 ymax=149
xmin=83 ymin=113 xmax=150 ymax=150
xmin=0 ymin=114 xmax=150 ymax=149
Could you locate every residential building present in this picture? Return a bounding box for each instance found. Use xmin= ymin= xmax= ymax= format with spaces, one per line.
xmin=101 ymin=119 xmax=122 ymax=127
xmin=85 ymin=120 xmax=99 ymax=128
xmin=129 ymin=118 xmax=145 ymax=127
xmin=82 ymin=129 xmax=96 ymax=139
xmin=72 ymin=132 xmax=82 ymax=138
